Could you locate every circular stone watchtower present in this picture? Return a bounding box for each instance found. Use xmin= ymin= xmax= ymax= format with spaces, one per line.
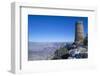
xmin=75 ymin=21 xmax=84 ymax=44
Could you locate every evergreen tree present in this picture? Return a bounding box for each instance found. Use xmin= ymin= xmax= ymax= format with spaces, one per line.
xmin=84 ymin=34 xmax=88 ymax=46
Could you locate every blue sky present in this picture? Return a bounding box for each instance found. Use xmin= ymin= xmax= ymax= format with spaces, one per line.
xmin=28 ymin=15 xmax=88 ymax=42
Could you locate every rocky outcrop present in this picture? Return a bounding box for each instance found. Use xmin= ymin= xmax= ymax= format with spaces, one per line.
xmin=52 ymin=43 xmax=88 ymax=59
xmin=68 ymin=45 xmax=88 ymax=59
xmin=52 ymin=47 xmax=68 ymax=59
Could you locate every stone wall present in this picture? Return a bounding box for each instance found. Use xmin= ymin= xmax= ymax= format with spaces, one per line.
xmin=75 ymin=21 xmax=84 ymax=44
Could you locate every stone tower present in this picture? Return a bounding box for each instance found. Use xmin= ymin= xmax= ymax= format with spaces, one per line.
xmin=75 ymin=21 xmax=84 ymax=44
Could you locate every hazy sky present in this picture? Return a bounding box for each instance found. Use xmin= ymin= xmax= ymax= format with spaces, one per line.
xmin=28 ymin=15 xmax=88 ymax=42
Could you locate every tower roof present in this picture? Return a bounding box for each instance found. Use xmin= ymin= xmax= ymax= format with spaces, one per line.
xmin=76 ymin=21 xmax=83 ymax=24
